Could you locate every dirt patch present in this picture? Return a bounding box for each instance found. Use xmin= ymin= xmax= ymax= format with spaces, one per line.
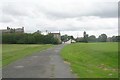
xmin=64 ymin=61 xmax=71 ymax=65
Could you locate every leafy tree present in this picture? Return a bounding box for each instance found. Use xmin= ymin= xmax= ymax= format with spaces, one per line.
xmin=2 ymin=33 xmax=60 ymax=44
xmin=98 ymin=34 xmax=107 ymax=42
xmin=116 ymin=36 xmax=120 ymax=42
xmin=76 ymin=37 xmax=84 ymax=42
xmin=111 ymin=36 xmax=120 ymax=42
xmin=61 ymin=35 xmax=68 ymax=42
xmin=88 ymin=35 xmax=96 ymax=42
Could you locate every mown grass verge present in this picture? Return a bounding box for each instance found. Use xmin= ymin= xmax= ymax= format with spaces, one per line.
xmin=2 ymin=44 xmax=53 ymax=66
xmin=61 ymin=42 xmax=118 ymax=78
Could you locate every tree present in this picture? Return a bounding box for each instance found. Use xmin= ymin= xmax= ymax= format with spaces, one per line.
xmin=76 ymin=37 xmax=84 ymax=42
xmin=116 ymin=36 xmax=120 ymax=42
xmin=88 ymin=35 xmax=96 ymax=42
xmin=61 ymin=35 xmax=68 ymax=42
xmin=2 ymin=33 xmax=60 ymax=44
xmin=111 ymin=36 xmax=120 ymax=42
xmin=98 ymin=34 xmax=107 ymax=42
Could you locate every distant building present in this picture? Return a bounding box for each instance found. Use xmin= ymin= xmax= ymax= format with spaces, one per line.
xmin=1 ymin=27 xmax=24 ymax=33
xmin=50 ymin=33 xmax=61 ymax=43
xmin=64 ymin=39 xmax=76 ymax=44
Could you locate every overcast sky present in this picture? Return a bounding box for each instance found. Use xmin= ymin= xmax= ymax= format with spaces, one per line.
xmin=0 ymin=0 xmax=118 ymax=38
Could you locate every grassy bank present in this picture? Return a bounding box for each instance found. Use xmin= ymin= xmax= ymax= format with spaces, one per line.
xmin=61 ymin=42 xmax=118 ymax=78
xmin=2 ymin=44 xmax=53 ymax=66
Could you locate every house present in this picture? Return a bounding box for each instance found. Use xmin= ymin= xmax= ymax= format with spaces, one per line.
xmin=50 ymin=33 xmax=61 ymax=43
xmin=1 ymin=27 xmax=24 ymax=33
xmin=64 ymin=39 xmax=76 ymax=44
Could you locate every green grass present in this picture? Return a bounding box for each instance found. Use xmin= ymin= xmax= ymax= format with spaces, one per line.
xmin=61 ymin=42 xmax=118 ymax=78
xmin=0 ymin=44 xmax=1 ymax=67
xmin=2 ymin=44 xmax=53 ymax=66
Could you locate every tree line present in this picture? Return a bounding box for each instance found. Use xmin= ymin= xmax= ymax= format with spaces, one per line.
xmin=2 ymin=33 xmax=59 ymax=44
xmin=80 ymin=33 xmax=120 ymax=43
xmin=2 ymin=31 xmax=120 ymax=44
xmin=61 ymin=33 xmax=120 ymax=43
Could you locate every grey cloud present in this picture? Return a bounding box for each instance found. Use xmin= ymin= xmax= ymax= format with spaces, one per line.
xmin=93 ymin=2 xmax=117 ymax=18
xmin=2 ymin=2 xmax=35 ymax=17
xmin=42 ymin=2 xmax=117 ymax=19
xmin=0 ymin=17 xmax=13 ymax=23
xmin=0 ymin=14 xmax=14 ymax=23
xmin=1 ymin=1 xmax=117 ymax=20
xmin=0 ymin=0 xmax=118 ymax=37
xmin=1 ymin=2 xmax=37 ymax=23
xmin=2 ymin=5 xmax=26 ymax=16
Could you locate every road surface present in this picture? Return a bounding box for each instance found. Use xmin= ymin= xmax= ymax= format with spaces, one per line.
xmin=2 ymin=44 xmax=76 ymax=78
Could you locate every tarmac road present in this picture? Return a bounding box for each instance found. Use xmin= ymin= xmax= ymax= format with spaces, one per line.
xmin=2 ymin=44 xmax=76 ymax=78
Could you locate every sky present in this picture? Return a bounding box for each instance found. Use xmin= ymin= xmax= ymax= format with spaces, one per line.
xmin=0 ymin=0 xmax=119 ymax=38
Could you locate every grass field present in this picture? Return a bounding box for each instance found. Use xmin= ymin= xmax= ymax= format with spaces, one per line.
xmin=2 ymin=44 xmax=53 ymax=66
xmin=61 ymin=42 xmax=118 ymax=78
xmin=0 ymin=44 xmax=1 ymax=67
